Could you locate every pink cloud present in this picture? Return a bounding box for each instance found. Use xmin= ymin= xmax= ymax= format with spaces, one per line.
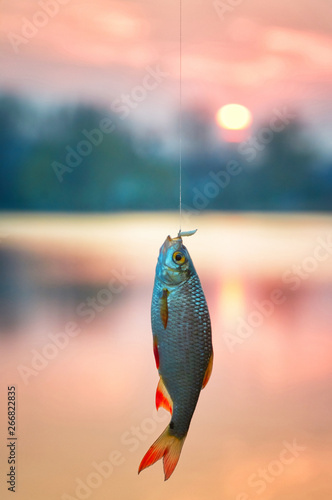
xmin=1 ymin=0 xmax=332 ymax=125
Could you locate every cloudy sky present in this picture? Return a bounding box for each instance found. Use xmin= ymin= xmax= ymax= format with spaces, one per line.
xmin=1 ymin=0 xmax=332 ymax=132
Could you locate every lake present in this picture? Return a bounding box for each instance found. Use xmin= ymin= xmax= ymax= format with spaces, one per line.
xmin=0 ymin=212 xmax=331 ymax=500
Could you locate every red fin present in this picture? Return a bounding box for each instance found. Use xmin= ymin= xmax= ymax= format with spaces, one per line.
xmin=159 ymin=288 xmax=169 ymax=329
xmin=156 ymin=378 xmax=173 ymax=415
xmin=202 ymin=351 xmax=213 ymax=389
xmin=153 ymin=337 xmax=159 ymax=370
xmin=138 ymin=426 xmax=185 ymax=480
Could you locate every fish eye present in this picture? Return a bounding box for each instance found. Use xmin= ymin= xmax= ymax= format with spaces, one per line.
xmin=173 ymin=251 xmax=186 ymax=265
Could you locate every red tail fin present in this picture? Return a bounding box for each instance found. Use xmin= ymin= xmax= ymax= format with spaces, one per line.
xmin=138 ymin=426 xmax=185 ymax=480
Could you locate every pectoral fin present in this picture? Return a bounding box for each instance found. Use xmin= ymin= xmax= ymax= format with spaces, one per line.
xmin=202 ymin=351 xmax=213 ymax=389
xmin=159 ymin=288 xmax=169 ymax=329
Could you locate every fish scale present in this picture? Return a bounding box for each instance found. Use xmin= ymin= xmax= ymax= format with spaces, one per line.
xmin=139 ymin=233 xmax=213 ymax=480
xmin=152 ymin=274 xmax=211 ymax=437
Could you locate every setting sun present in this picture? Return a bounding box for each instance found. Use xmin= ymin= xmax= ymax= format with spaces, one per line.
xmin=216 ymin=104 xmax=252 ymax=130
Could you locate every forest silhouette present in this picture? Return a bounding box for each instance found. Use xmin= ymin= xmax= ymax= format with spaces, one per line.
xmin=1 ymin=93 xmax=331 ymax=212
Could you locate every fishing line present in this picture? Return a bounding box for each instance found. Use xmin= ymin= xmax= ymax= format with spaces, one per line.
xmin=179 ymin=0 xmax=182 ymax=233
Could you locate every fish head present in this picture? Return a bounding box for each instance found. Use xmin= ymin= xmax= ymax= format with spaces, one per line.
xmin=156 ymin=235 xmax=195 ymax=286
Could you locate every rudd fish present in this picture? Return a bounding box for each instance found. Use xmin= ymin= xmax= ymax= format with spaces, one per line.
xmin=138 ymin=230 xmax=213 ymax=480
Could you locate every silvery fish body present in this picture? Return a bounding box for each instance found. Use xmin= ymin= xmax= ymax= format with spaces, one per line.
xmin=139 ymin=233 xmax=213 ymax=480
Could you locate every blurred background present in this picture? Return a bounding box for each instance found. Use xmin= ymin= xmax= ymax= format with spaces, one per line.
xmin=1 ymin=1 xmax=332 ymax=499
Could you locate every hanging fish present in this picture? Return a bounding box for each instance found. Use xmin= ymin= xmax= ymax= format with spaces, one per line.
xmin=138 ymin=230 xmax=213 ymax=480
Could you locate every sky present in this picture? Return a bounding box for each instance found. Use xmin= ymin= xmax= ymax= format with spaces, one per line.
xmin=1 ymin=0 xmax=332 ymax=137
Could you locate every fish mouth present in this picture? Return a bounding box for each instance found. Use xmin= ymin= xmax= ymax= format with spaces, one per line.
xmin=157 ymin=234 xmax=191 ymax=286
xmin=161 ymin=229 xmax=197 ymax=255
xmin=161 ymin=235 xmax=182 ymax=255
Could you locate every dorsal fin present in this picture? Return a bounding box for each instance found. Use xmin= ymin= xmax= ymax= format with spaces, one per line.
xmin=202 ymin=352 xmax=213 ymax=389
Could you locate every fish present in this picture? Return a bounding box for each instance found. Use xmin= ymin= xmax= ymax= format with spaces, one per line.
xmin=138 ymin=230 xmax=213 ymax=480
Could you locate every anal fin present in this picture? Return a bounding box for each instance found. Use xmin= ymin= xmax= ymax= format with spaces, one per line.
xmin=156 ymin=377 xmax=173 ymax=415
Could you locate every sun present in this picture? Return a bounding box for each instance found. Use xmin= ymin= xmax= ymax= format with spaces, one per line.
xmin=216 ymin=104 xmax=252 ymax=131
